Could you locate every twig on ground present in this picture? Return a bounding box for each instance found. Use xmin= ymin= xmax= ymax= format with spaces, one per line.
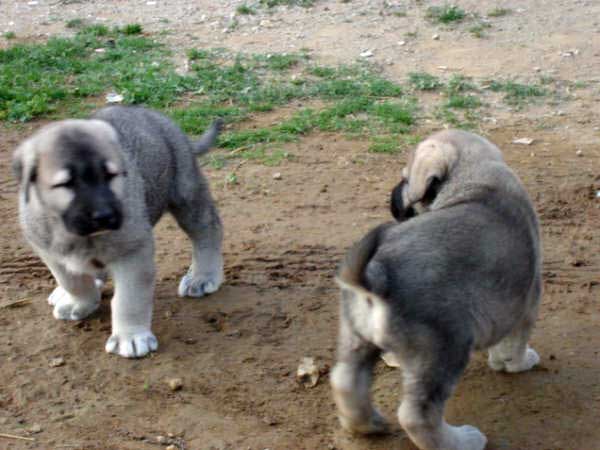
xmin=0 ymin=432 xmax=36 ymax=442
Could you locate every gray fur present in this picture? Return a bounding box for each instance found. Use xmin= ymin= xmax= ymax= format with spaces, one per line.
xmin=14 ymin=106 xmax=224 ymax=358
xmin=331 ymin=130 xmax=541 ymax=450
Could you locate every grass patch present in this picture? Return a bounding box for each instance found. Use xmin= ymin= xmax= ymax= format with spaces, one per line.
xmin=3 ymin=31 xmax=16 ymax=40
xmin=408 ymin=72 xmax=443 ymax=91
xmin=488 ymin=8 xmax=512 ymax=17
xmin=66 ymin=18 xmax=86 ymax=29
xmin=121 ymin=23 xmax=143 ymax=35
xmin=1 ymin=21 xmax=560 ymax=164
xmin=487 ymin=80 xmax=547 ymax=104
xmin=445 ymin=94 xmax=481 ymax=109
xmin=236 ymin=4 xmax=257 ymax=14
xmin=446 ymin=74 xmax=476 ymax=94
xmin=468 ymin=22 xmax=491 ymax=38
xmin=259 ymin=0 xmax=315 ymax=7
xmin=426 ymin=5 xmax=466 ymax=24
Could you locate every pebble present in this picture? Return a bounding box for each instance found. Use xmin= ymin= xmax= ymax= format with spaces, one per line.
xmin=156 ymin=436 xmax=168 ymax=444
xmin=30 ymin=423 xmax=43 ymax=434
xmin=432 ymin=34 xmax=440 ymax=40
xmin=296 ymin=357 xmax=320 ymax=388
xmin=360 ymin=49 xmax=374 ymax=58
xmin=49 ymin=357 xmax=65 ymax=368
xmin=167 ymin=378 xmax=183 ymax=391
xmin=105 ymin=93 xmax=124 ymax=103
xmin=272 ymin=172 xmax=282 ymax=180
xmin=166 ymin=446 xmax=177 ymax=450
xmin=512 ymin=137 xmax=534 ymax=145
xmin=397 ymin=40 xmax=406 ymax=46
xmin=576 ymin=149 xmax=583 ymax=156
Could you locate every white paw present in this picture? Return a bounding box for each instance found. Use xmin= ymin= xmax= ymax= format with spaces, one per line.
xmin=105 ymin=329 xmax=158 ymax=358
xmin=506 ymin=347 xmax=540 ymax=373
xmin=178 ymin=268 xmax=223 ymax=298
xmin=381 ymin=352 xmax=402 ymax=368
xmin=451 ymin=424 xmax=487 ymax=450
xmin=49 ymin=286 xmax=100 ymax=320
xmin=488 ymin=347 xmax=540 ymax=373
xmin=339 ymin=409 xmax=390 ymax=435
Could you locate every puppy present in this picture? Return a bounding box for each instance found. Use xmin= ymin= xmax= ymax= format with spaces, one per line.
xmin=13 ymin=106 xmax=224 ymax=358
xmin=331 ymin=130 xmax=541 ymax=450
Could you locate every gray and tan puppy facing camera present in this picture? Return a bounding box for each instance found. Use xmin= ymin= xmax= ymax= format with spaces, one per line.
xmin=331 ymin=130 xmax=541 ymax=450
xmin=13 ymin=106 xmax=224 ymax=358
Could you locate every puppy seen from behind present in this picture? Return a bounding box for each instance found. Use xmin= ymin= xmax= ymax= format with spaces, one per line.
xmin=331 ymin=130 xmax=541 ymax=450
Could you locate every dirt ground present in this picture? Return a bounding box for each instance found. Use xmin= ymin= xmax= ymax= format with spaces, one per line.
xmin=1 ymin=1 xmax=600 ymax=449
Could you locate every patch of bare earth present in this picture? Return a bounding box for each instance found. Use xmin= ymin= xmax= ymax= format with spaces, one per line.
xmin=1 ymin=1 xmax=600 ymax=449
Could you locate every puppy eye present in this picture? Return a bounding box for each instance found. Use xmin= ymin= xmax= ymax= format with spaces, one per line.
xmin=52 ymin=179 xmax=74 ymax=189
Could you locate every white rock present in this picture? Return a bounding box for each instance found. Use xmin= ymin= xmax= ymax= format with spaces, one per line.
xmin=512 ymin=137 xmax=534 ymax=145
xmin=167 ymin=378 xmax=183 ymax=391
xmin=360 ymin=49 xmax=374 ymax=58
xmin=49 ymin=357 xmax=65 ymax=367
xmin=432 ymin=34 xmax=440 ymax=40
xmin=272 ymin=172 xmax=282 ymax=180
xmin=296 ymin=357 xmax=320 ymax=388
xmin=105 ymin=93 xmax=124 ymax=104
xmin=94 ymin=48 xmax=106 ymax=53
xmin=576 ymin=149 xmax=583 ymax=156
xmin=397 ymin=40 xmax=406 ymax=46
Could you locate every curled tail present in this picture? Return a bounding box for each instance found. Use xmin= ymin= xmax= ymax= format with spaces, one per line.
xmin=191 ymin=118 xmax=224 ymax=156
xmin=337 ymin=223 xmax=392 ymax=291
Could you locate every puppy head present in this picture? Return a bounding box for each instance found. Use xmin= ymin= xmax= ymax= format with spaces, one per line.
xmin=404 ymin=138 xmax=458 ymax=205
xmin=13 ymin=120 xmax=127 ymax=236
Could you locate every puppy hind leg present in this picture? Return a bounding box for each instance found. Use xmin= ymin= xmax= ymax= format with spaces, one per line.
xmin=398 ymin=346 xmax=486 ymax=450
xmin=43 ymin=257 xmax=100 ymax=320
xmin=487 ymin=313 xmax=539 ymax=373
xmin=331 ymin=316 xmax=389 ymax=435
xmin=171 ymin=186 xmax=224 ymax=298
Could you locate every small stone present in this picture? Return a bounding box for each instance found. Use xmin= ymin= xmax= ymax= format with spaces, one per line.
xmin=432 ymin=34 xmax=440 ymax=40
xmin=156 ymin=436 xmax=168 ymax=444
xmin=272 ymin=172 xmax=282 ymax=180
xmin=167 ymin=378 xmax=183 ymax=391
xmin=94 ymin=48 xmax=106 ymax=53
xmin=166 ymin=446 xmax=177 ymax=450
xmin=397 ymin=40 xmax=406 ymax=46
xmin=296 ymin=357 xmax=320 ymax=388
xmin=576 ymin=149 xmax=583 ymax=156
xmin=30 ymin=423 xmax=43 ymax=434
xmin=360 ymin=49 xmax=374 ymax=58
xmin=105 ymin=92 xmax=124 ymax=104
xmin=50 ymin=357 xmax=65 ymax=367
xmin=512 ymin=137 xmax=534 ymax=145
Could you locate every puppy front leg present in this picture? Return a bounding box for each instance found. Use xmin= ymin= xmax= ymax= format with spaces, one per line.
xmin=42 ymin=257 xmax=100 ymax=320
xmin=105 ymin=242 xmax=158 ymax=358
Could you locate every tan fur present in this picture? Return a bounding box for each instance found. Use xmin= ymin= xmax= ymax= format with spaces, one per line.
xmin=405 ymin=138 xmax=459 ymax=205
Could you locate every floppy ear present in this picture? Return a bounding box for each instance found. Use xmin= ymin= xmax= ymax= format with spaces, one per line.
xmin=406 ymin=139 xmax=457 ymax=204
xmin=12 ymin=142 xmax=38 ymax=203
xmin=389 ymin=179 xmax=415 ymax=221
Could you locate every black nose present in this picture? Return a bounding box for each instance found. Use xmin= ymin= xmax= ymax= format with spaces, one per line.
xmin=92 ymin=208 xmax=122 ymax=230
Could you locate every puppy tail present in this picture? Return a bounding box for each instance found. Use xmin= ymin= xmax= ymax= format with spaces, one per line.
xmin=336 ymin=223 xmax=390 ymax=292
xmin=191 ymin=118 xmax=224 ymax=156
